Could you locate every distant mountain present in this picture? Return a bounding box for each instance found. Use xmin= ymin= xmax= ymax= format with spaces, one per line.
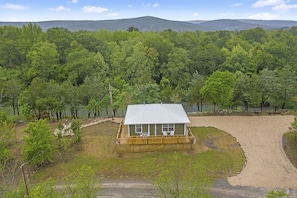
xmin=1 ymin=16 xmax=297 ymax=32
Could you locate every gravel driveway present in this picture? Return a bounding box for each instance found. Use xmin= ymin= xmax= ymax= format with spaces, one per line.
xmin=188 ymin=115 xmax=297 ymax=189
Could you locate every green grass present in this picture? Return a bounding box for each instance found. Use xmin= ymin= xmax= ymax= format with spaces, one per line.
xmin=283 ymin=132 xmax=297 ymax=169
xmin=30 ymin=122 xmax=245 ymax=184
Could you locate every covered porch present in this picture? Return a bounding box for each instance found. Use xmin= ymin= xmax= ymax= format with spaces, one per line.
xmin=116 ymin=120 xmax=195 ymax=153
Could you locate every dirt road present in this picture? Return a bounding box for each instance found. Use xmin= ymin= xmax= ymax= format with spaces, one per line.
xmin=188 ymin=115 xmax=297 ymax=189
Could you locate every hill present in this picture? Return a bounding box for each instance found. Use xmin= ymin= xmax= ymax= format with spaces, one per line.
xmin=0 ymin=16 xmax=297 ymax=32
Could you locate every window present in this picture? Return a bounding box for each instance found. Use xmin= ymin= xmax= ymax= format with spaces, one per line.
xmin=135 ymin=124 xmax=142 ymax=133
xmin=162 ymin=124 xmax=174 ymax=132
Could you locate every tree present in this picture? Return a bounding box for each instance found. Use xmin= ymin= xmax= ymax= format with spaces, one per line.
xmin=233 ymin=72 xmax=262 ymax=111
xmin=220 ymin=44 xmax=256 ymax=74
xmin=153 ymin=152 xmax=210 ymax=198
xmin=132 ymin=82 xmax=160 ymax=104
xmin=46 ymin=27 xmax=74 ymax=65
xmin=71 ymin=119 xmax=82 ymax=143
xmin=189 ymin=43 xmax=224 ymax=76
xmin=159 ymin=77 xmax=173 ymax=103
xmin=201 ymin=71 xmax=235 ymax=111
xmin=3 ymin=79 xmax=22 ymax=116
xmin=23 ymin=119 xmax=56 ymax=166
xmin=25 ymin=41 xmax=59 ymax=82
xmin=127 ymin=26 xmax=139 ymax=32
xmin=125 ymin=42 xmax=158 ymax=85
xmin=161 ymin=47 xmax=190 ymax=89
xmin=64 ymin=165 xmax=101 ymax=197
xmin=188 ymin=71 xmax=205 ymax=112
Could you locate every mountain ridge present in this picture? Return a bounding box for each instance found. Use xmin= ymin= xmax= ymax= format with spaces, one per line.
xmin=0 ymin=16 xmax=296 ymax=32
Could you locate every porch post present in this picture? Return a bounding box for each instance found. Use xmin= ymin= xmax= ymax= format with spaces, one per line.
xmin=128 ymin=125 xmax=130 ymax=137
xmin=184 ymin=124 xmax=188 ymax=136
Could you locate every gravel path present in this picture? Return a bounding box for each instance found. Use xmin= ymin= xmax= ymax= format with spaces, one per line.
xmin=188 ymin=115 xmax=297 ymax=189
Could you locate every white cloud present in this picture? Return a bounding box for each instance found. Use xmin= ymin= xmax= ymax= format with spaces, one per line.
xmin=249 ymin=12 xmax=279 ymax=19
xmin=0 ymin=3 xmax=26 ymax=10
xmin=231 ymin=3 xmax=243 ymax=7
xmin=82 ymin=6 xmax=108 ymax=13
xmin=193 ymin=12 xmax=199 ymax=17
xmin=273 ymin=3 xmax=297 ymax=11
xmin=49 ymin=6 xmax=70 ymax=11
xmin=67 ymin=0 xmax=78 ymax=3
xmin=153 ymin=3 xmax=159 ymax=7
xmin=252 ymin=0 xmax=288 ymax=8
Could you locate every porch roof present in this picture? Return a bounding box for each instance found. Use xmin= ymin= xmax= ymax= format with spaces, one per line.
xmin=124 ymin=104 xmax=190 ymax=125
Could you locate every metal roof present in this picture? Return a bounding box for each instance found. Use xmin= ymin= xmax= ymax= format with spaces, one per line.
xmin=124 ymin=104 xmax=190 ymax=125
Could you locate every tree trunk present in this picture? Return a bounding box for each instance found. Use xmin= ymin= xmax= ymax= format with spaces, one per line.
xmin=282 ymin=102 xmax=286 ymax=110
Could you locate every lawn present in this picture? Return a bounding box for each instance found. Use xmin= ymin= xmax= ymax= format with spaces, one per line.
xmin=283 ymin=132 xmax=297 ymax=169
xmin=31 ymin=120 xmax=246 ymax=184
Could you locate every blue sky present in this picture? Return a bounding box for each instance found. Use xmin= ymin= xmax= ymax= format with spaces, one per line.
xmin=0 ymin=0 xmax=297 ymax=22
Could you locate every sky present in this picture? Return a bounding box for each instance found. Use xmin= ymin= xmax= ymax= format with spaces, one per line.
xmin=0 ymin=0 xmax=297 ymax=22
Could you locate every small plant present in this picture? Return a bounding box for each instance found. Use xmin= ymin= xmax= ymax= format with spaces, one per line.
xmin=71 ymin=120 xmax=82 ymax=143
xmin=266 ymin=189 xmax=288 ymax=198
xmin=289 ymin=116 xmax=297 ymax=140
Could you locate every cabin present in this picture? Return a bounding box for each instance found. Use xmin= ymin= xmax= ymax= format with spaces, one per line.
xmin=124 ymin=103 xmax=190 ymax=137
xmin=116 ymin=104 xmax=195 ymax=153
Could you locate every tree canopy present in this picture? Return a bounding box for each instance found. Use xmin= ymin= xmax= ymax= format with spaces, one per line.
xmin=1 ymin=24 xmax=297 ymax=118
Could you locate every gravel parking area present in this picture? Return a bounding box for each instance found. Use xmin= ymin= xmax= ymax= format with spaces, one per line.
xmin=188 ymin=115 xmax=297 ymax=189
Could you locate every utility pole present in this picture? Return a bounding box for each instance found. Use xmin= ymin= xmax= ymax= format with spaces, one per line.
xmin=20 ymin=162 xmax=29 ymax=197
xmin=109 ymin=83 xmax=114 ymax=120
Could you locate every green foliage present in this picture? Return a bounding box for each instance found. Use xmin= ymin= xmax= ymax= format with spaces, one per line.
xmin=289 ymin=116 xmax=297 ymax=140
xmin=132 ymin=82 xmax=160 ymax=104
xmin=23 ymin=119 xmax=56 ymax=165
xmin=71 ymin=119 xmax=82 ymax=143
xmin=2 ymin=184 xmax=26 ymax=198
xmin=0 ymin=141 xmax=9 ymax=163
xmin=265 ymin=189 xmax=288 ymax=198
xmin=153 ymin=152 xmax=210 ymax=198
xmin=29 ymin=178 xmax=63 ymax=198
xmin=64 ymin=165 xmax=101 ymax=198
xmin=201 ymin=71 xmax=235 ymax=110
xmin=2 ymin=24 xmax=297 ymax=117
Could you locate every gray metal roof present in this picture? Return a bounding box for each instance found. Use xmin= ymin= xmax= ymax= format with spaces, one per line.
xmin=124 ymin=104 xmax=190 ymax=125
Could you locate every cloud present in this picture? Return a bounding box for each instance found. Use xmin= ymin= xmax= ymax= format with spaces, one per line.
xmin=49 ymin=6 xmax=70 ymax=11
xmin=252 ymin=0 xmax=288 ymax=8
xmin=82 ymin=6 xmax=108 ymax=13
xmin=273 ymin=3 xmax=297 ymax=11
xmin=249 ymin=12 xmax=279 ymax=19
xmin=142 ymin=3 xmax=159 ymax=8
xmin=193 ymin=12 xmax=199 ymax=17
xmin=67 ymin=0 xmax=78 ymax=3
xmin=231 ymin=3 xmax=243 ymax=7
xmin=0 ymin=3 xmax=26 ymax=10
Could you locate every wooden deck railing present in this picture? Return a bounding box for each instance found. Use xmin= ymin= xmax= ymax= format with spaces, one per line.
xmin=116 ymin=126 xmax=194 ymax=145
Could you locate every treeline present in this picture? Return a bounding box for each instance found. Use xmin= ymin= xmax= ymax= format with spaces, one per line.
xmin=1 ymin=24 xmax=297 ymax=119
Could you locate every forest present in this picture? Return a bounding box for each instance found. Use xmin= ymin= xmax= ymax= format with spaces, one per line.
xmin=1 ymin=24 xmax=297 ymax=120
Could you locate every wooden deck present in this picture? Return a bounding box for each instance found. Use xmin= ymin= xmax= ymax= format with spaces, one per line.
xmin=116 ymin=120 xmax=195 ymax=153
